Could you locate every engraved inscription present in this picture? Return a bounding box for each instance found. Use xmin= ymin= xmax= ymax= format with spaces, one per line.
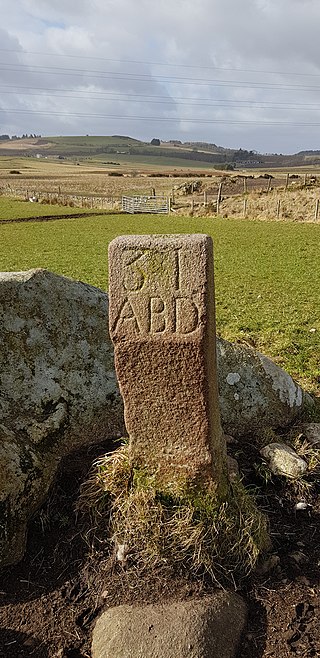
xmin=173 ymin=248 xmax=182 ymax=292
xmin=114 ymin=246 xmax=201 ymax=337
xmin=176 ymin=298 xmax=199 ymax=334
xmin=113 ymin=298 xmax=142 ymax=334
xmin=150 ymin=297 xmax=167 ymax=333
xmin=113 ymin=295 xmax=200 ymax=336
xmin=123 ymin=251 xmax=146 ymax=292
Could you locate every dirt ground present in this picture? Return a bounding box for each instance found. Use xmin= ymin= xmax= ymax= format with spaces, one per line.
xmin=0 ymin=431 xmax=319 ymax=658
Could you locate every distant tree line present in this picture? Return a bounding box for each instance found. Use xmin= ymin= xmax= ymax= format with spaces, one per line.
xmin=0 ymin=134 xmax=41 ymax=140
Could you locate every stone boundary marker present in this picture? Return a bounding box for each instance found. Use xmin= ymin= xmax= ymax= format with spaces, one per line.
xmin=109 ymin=234 xmax=226 ymax=491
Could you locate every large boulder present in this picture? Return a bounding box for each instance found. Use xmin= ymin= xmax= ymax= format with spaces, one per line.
xmin=0 ymin=269 xmax=124 ymax=568
xmin=0 ymin=269 xmax=310 ymax=568
xmin=216 ymin=337 xmax=309 ymax=437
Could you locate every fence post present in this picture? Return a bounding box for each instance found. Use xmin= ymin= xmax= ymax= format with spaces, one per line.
xmin=191 ymin=198 xmax=194 ymax=213
xmin=216 ymin=182 xmax=222 ymax=215
xmin=285 ymin=173 xmax=289 ymax=190
xmin=243 ymin=198 xmax=247 ymax=218
xmin=267 ymin=177 xmax=272 ymax=192
xmin=277 ymin=200 xmax=281 ymax=219
xmin=243 ymin=177 xmax=247 ymax=194
xmin=304 ymin=173 xmax=307 ymax=186
xmin=203 ymin=191 xmax=207 ymax=207
xmin=315 ymin=199 xmax=319 ymax=221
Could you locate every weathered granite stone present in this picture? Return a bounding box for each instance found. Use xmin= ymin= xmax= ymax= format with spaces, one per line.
xmin=216 ymin=337 xmax=308 ymax=437
xmin=301 ymin=423 xmax=320 ymax=446
xmin=0 ymin=269 xmax=123 ymax=568
xmin=108 ymin=234 xmax=227 ymax=490
xmin=260 ymin=442 xmax=308 ymax=478
xmin=92 ymin=593 xmax=247 ymax=658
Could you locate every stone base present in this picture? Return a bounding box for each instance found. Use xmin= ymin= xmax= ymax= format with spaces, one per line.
xmin=92 ymin=593 xmax=247 ymax=658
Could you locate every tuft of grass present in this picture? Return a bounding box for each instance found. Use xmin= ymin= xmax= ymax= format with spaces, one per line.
xmin=79 ymin=444 xmax=269 ymax=588
xmin=292 ymin=434 xmax=320 ymax=473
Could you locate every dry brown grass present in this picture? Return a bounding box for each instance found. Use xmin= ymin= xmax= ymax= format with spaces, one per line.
xmin=219 ymin=186 xmax=320 ymax=223
xmin=0 ymin=160 xmax=195 ymax=199
xmin=2 ymin=157 xmax=320 ymax=222
xmin=79 ymin=444 xmax=270 ymax=588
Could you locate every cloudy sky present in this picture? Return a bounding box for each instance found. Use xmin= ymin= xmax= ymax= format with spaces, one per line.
xmin=2 ymin=0 xmax=320 ymax=153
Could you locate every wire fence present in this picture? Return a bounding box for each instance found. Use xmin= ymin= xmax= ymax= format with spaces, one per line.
xmin=2 ymin=172 xmax=320 ymax=222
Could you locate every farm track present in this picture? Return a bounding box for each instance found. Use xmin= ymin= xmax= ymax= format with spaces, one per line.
xmin=0 ymin=211 xmax=108 ymax=224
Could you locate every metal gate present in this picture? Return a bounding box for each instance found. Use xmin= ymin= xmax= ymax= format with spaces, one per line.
xmin=122 ymin=195 xmax=169 ymax=214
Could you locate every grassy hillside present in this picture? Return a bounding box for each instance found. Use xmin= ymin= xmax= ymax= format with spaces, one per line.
xmin=0 ymin=135 xmax=232 ymax=168
xmin=3 ymin=135 xmax=320 ymax=169
xmin=0 ymin=213 xmax=319 ymax=396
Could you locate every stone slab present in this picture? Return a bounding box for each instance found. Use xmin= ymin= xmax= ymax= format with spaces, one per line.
xmin=92 ymin=593 xmax=247 ymax=658
xmin=108 ymin=234 xmax=226 ymax=488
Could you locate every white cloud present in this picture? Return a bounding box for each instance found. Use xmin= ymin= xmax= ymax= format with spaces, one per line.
xmin=1 ymin=0 xmax=320 ymax=151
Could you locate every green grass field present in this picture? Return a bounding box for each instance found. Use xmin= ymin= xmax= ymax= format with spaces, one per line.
xmin=0 ymin=197 xmax=99 ymax=220
xmin=0 ymin=212 xmax=319 ymax=396
xmin=92 ymin=152 xmax=218 ymax=169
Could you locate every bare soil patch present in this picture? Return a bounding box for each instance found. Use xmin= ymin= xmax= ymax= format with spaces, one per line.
xmin=0 ymin=211 xmax=106 ymax=225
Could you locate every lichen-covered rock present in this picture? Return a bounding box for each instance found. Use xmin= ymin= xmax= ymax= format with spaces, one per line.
xmin=260 ymin=442 xmax=307 ymax=478
xmin=301 ymin=423 xmax=320 ymax=446
xmin=0 ymin=269 xmax=124 ymax=568
xmin=216 ymin=337 xmax=308 ymax=437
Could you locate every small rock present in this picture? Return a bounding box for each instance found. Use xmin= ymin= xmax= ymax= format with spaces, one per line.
xmin=260 ymin=443 xmax=307 ymax=478
xmin=23 ymin=637 xmax=37 ymax=648
xmin=295 ymin=575 xmax=311 ymax=587
xmin=255 ymin=554 xmax=280 ymax=575
xmin=289 ymin=551 xmax=307 ymax=564
xmin=227 ymin=455 xmax=240 ymax=482
xmin=224 ymin=434 xmax=238 ymax=444
xmin=294 ymin=501 xmax=310 ymax=511
xmin=301 ymin=423 xmax=320 ymax=446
